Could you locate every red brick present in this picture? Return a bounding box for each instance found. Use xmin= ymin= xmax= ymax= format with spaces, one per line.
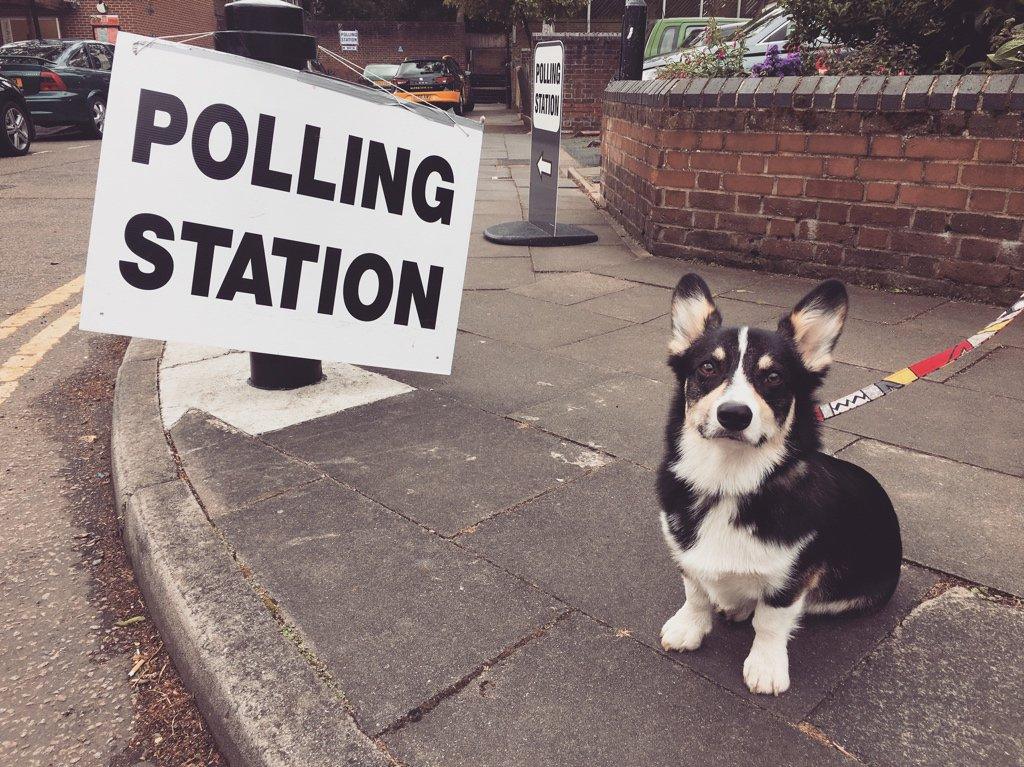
xmin=968 ymin=189 xmax=1007 ymax=213
xmin=936 ymin=260 xmax=1010 ymax=287
xmin=739 ymin=154 xmax=766 ymax=173
xmin=764 ymin=197 xmax=818 ymax=219
xmin=736 ymin=195 xmax=763 ymax=214
xmin=957 ymin=238 xmax=1002 ymax=263
xmin=689 ymin=191 xmax=737 ymax=212
xmin=723 ymin=174 xmax=774 ymax=195
xmin=776 ymin=177 xmax=805 ymax=197
xmin=949 ymin=213 xmax=1022 ymax=240
xmin=718 ymin=213 xmax=768 ymax=235
xmin=806 ymin=135 xmax=869 ymax=155
xmin=905 ymin=255 xmax=937 ymax=277
xmin=905 ymin=137 xmax=977 ymax=160
xmin=850 ymin=205 xmax=914 ymax=227
xmin=769 ymin=219 xmax=796 ymax=238
xmin=697 ymin=172 xmax=722 ymax=190
xmin=858 ymin=159 xmax=924 ymax=182
xmin=818 ymin=202 xmax=851 ymax=223
xmin=923 ymin=163 xmax=960 ymax=184
xmin=870 ymin=136 xmax=903 ymax=158
xmin=779 ymin=134 xmax=806 ymax=152
xmin=857 ymin=227 xmax=890 ymax=249
xmin=690 ymin=153 xmax=739 ymax=172
xmin=865 ymin=183 xmax=898 ymax=203
xmin=1007 ymin=193 xmax=1024 ymax=215
xmin=891 ymin=231 xmax=957 ymax=257
xmin=805 ymin=179 xmax=865 ymax=202
xmin=652 ymin=170 xmax=697 ymax=188
xmin=825 ymin=157 xmax=857 ymax=178
xmin=912 ymin=210 xmax=950 ymax=233
xmin=662 ymin=189 xmax=688 ymax=208
xmin=976 ymin=140 xmax=1017 ymax=163
xmin=724 ymin=133 xmax=779 ymax=152
xmin=961 ymin=164 xmax=1024 ymax=191
xmin=699 ymin=133 xmax=726 ymax=150
xmin=766 ymin=156 xmax=823 ymax=177
xmin=899 ymin=186 xmax=969 ymax=209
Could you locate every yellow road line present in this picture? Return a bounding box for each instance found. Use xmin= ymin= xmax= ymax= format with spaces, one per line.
xmin=0 ymin=275 xmax=84 ymax=342
xmin=0 ymin=303 xmax=82 ymax=407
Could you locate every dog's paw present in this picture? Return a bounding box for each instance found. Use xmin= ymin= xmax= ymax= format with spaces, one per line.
xmin=717 ymin=603 xmax=755 ymax=623
xmin=743 ymin=644 xmax=790 ymax=695
xmin=660 ymin=609 xmax=711 ymax=652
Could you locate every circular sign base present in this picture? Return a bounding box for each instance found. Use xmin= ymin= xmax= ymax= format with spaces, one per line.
xmin=483 ymin=221 xmax=599 ymax=247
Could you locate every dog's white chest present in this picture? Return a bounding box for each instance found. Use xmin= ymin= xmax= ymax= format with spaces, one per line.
xmin=662 ymin=498 xmax=804 ymax=596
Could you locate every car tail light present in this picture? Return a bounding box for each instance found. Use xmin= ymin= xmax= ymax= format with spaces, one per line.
xmin=435 ymin=76 xmax=453 ymax=87
xmin=392 ymin=78 xmax=409 ymax=88
xmin=39 ymin=69 xmax=67 ymax=92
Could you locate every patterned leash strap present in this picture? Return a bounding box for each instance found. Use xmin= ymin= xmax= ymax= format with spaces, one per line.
xmin=815 ymin=291 xmax=1024 ymax=422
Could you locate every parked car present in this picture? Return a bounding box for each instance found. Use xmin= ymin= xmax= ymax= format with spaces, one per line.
xmin=644 ymin=16 xmax=747 ymax=61
xmin=0 ymin=39 xmax=113 ymax=138
xmin=0 ymin=75 xmax=34 ymax=156
xmin=393 ymin=56 xmax=474 ymax=115
xmin=361 ymin=63 xmax=400 ymax=91
xmin=643 ymin=6 xmax=830 ymax=79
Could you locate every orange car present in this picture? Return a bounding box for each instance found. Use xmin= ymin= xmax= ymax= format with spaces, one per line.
xmin=393 ymin=56 xmax=474 ymax=115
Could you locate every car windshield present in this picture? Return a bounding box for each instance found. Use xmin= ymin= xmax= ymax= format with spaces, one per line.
xmin=363 ymin=64 xmax=399 ymax=78
xmin=397 ymin=60 xmax=444 ymax=76
xmin=728 ymin=7 xmax=786 ymax=42
xmin=0 ymin=40 xmax=73 ymax=63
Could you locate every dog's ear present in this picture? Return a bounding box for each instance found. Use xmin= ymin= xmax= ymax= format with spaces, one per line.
xmin=669 ymin=274 xmax=721 ymax=355
xmin=779 ymin=280 xmax=848 ymax=372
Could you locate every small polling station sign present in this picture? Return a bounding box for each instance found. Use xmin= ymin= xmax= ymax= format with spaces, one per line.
xmin=338 ymin=29 xmax=358 ymax=51
xmin=80 ymin=33 xmax=483 ymax=375
xmin=483 ymin=40 xmax=596 ymax=246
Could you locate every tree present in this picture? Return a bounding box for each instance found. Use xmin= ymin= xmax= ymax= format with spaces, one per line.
xmin=781 ymin=0 xmax=1024 ymax=71
xmin=443 ymin=0 xmax=586 ymax=35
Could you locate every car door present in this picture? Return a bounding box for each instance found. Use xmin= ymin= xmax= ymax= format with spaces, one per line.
xmin=60 ymin=43 xmax=94 ymax=98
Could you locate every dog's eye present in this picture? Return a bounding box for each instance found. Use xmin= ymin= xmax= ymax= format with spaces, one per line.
xmin=763 ymin=371 xmax=783 ymax=387
xmin=698 ymin=361 xmax=716 ymax=377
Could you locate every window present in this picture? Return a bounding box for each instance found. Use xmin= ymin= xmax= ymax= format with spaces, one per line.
xmin=397 ymin=60 xmax=444 ymax=76
xmin=763 ymin=22 xmax=791 ymax=45
xmin=66 ymin=45 xmax=90 ymax=68
xmin=657 ymin=27 xmax=679 ymax=56
xmin=89 ymin=44 xmax=113 ymax=70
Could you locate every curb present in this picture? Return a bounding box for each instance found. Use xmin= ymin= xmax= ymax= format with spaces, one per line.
xmin=111 ymin=339 xmax=391 ymax=767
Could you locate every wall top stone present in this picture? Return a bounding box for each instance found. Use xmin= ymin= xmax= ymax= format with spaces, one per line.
xmin=604 ymin=74 xmax=1024 ymax=118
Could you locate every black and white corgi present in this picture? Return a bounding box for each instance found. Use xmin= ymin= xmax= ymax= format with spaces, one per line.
xmin=657 ymin=274 xmax=902 ymax=695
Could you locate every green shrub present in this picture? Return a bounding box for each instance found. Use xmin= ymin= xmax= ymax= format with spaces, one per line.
xmin=781 ymin=0 xmax=1024 ymax=72
xmin=656 ymin=18 xmax=747 ymax=79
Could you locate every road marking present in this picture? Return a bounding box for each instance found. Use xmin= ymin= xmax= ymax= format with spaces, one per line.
xmin=0 ymin=275 xmax=84 ymax=342
xmin=69 ymin=144 xmax=89 ymax=149
xmin=0 ymin=303 xmax=82 ymax=407
xmin=33 ymin=150 xmax=51 ymax=155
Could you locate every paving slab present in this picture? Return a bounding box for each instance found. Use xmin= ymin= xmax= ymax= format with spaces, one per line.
xmin=946 ymin=345 xmax=1024 ymax=401
xmin=161 ymin=342 xmax=232 ymax=368
xmin=591 ymin=256 xmax=760 ymax=294
xmin=576 ymin=283 xmax=671 ymax=323
xmin=370 ymin=333 xmax=614 ymax=414
xmin=264 ymin=390 xmax=603 ymax=535
xmin=811 ymin=588 xmax=1024 ymax=767
xmin=457 ymin=291 xmax=630 ymax=350
xmin=170 ymin=410 xmax=321 ymax=519
xmin=463 ymin=257 xmax=537 ymax=289
xmin=825 ymin=378 xmax=1024 ymax=477
xmin=726 ymin=273 xmax=948 ymax=324
xmin=466 ymin=235 xmax=533 ymax=258
xmin=837 ymin=439 xmax=1024 ymax=596
xmin=530 ymin=244 xmax=639 ymax=273
xmin=914 ymin=297 xmax=1024 ymax=349
xmin=218 ymin=479 xmax=563 ymax=735
xmin=512 ymin=373 xmax=673 ymax=469
xmin=464 ymin=461 xmax=939 ymax=719
xmin=387 ymin=613 xmax=853 ymax=767
xmin=510 ymin=272 xmax=632 ymax=305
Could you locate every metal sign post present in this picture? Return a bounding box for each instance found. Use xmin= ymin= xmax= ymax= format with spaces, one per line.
xmin=484 ymin=41 xmax=597 ymax=246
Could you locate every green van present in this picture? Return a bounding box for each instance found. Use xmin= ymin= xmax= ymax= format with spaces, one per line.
xmin=643 ymin=16 xmax=748 ymax=61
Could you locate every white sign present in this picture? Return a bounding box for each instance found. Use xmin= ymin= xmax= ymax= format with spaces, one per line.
xmin=339 ymin=29 xmax=358 ymax=51
xmin=81 ymin=33 xmax=483 ymax=375
xmin=532 ymin=41 xmax=563 ymax=133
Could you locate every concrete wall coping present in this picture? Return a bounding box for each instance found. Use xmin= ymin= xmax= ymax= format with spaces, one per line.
xmin=604 ymin=74 xmax=1024 ymax=115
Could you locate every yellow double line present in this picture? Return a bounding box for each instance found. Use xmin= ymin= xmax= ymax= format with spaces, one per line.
xmin=0 ymin=276 xmax=85 ymax=407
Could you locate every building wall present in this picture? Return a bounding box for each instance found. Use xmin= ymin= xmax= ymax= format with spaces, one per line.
xmin=59 ymin=0 xmax=221 ymax=42
xmin=602 ymin=75 xmax=1024 ymax=304
xmin=311 ymin=20 xmax=466 ymax=81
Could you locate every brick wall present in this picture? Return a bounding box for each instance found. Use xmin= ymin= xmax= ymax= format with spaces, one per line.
xmin=602 ymin=75 xmax=1024 ymax=304
xmin=311 ymin=20 xmax=466 ymax=81
xmin=532 ymin=32 xmax=619 ymax=132
xmin=59 ymin=0 xmax=222 ymax=41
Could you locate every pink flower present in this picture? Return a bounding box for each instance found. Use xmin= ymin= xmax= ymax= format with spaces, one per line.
xmin=716 ymin=49 xmax=725 ymax=60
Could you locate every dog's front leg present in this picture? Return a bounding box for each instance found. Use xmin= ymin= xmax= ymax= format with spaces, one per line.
xmin=661 ymin=575 xmax=713 ymax=651
xmin=743 ymin=596 xmax=805 ymax=695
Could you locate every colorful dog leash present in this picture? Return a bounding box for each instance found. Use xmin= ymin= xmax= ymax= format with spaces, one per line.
xmin=815 ymin=290 xmax=1024 ymax=422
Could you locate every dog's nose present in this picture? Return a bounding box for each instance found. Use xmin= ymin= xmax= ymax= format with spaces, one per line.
xmin=717 ymin=402 xmax=753 ymax=432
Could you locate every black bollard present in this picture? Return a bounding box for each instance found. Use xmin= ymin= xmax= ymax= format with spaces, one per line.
xmin=215 ymin=0 xmax=325 ymax=390
xmin=619 ymin=0 xmax=648 ymax=80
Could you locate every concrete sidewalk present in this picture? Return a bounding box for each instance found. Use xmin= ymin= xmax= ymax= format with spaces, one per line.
xmin=121 ymin=116 xmax=1024 ymax=767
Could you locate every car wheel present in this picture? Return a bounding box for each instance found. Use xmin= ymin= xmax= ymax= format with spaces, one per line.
xmin=84 ymin=94 xmax=106 ymax=138
xmin=1 ymin=100 xmax=31 ymax=156
xmin=464 ymin=99 xmax=475 ymax=114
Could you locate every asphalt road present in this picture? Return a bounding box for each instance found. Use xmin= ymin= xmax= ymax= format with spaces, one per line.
xmin=0 ymin=131 xmax=220 ymax=766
